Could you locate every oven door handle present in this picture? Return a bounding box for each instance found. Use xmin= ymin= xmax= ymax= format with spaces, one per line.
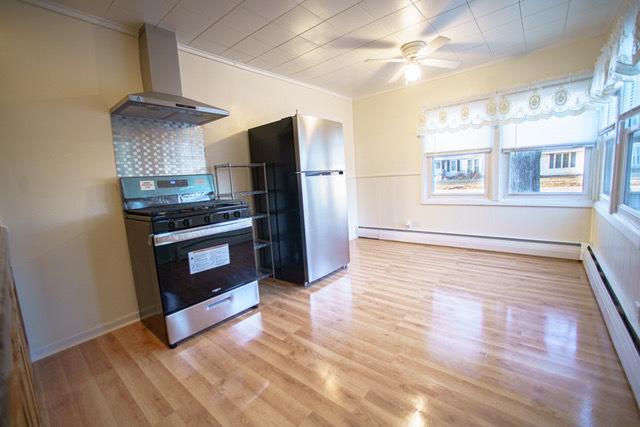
xmin=153 ymin=218 xmax=252 ymax=246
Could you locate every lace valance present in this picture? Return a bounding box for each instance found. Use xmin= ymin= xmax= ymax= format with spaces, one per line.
xmin=417 ymin=77 xmax=594 ymax=135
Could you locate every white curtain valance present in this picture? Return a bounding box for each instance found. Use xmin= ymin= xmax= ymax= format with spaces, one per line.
xmin=590 ymin=0 xmax=640 ymax=100
xmin=417 ymin=78 xmax=594 ymax=135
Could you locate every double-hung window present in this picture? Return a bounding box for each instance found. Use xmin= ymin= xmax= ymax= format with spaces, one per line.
xmin=600 ymin=130 xmax=616 ymax=197
xmin=621 ymin=114 xmax=640 ymax=215
xmin=500 ymin=111 xmax=598 ymax=197
xmin=423 ymin=126 xmax=492 ymax=198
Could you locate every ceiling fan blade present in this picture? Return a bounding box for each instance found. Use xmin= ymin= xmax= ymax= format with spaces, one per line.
xmin=417 ymin=36 xmax=450 ymax=57
xmin=419 ymin=58 xmax=461 ymax=69
xmin=365 ymin=58 xmax=406 ymax=63
xmin=388 ymin=65 xmax=406 ymax=83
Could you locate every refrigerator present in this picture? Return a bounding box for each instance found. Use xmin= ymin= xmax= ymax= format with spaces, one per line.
xmin=249 ymin=114 xmax=349 ymax=286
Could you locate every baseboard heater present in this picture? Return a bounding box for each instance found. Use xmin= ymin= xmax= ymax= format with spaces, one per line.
xmin=586 ymin=247 xmax=640 ymax=352
xmin=584 ymin=246 xmax=640 ymax=406
xmin=358 ymin=226 xmax=582 ymax=260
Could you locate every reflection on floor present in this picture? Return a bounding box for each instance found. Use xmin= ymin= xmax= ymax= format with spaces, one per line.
xmin=34 ymin=238 xmax=640 ymax=426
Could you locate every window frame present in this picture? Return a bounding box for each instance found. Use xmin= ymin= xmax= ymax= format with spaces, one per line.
xmin=498 ymin=145 xmax=595 ymax=204
xmin=617 ymin=119 xmax=640 ymax=228
xmin=598 ymin=125 xmax=617 ymax=202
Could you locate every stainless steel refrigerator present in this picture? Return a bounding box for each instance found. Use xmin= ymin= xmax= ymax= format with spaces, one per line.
xmin=249 ymin=114 xmax=349 ymax=286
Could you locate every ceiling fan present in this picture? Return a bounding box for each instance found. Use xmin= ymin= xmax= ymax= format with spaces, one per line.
xmin=365 ymin=36 xmax=461 ymax=83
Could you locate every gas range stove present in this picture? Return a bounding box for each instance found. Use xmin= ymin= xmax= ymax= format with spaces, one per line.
xmin=121 ymin=175 xmax=250 ymax=233
xmin=119 ymin=174 xmax=259 ymax=348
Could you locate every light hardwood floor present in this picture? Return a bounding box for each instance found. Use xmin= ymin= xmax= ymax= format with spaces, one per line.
xmin=34 ymin=238 xmax=640 ymax=426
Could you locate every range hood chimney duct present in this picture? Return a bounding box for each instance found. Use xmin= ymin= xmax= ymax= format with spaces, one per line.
xmin=110 ymin=24 xmax=229 ymax=125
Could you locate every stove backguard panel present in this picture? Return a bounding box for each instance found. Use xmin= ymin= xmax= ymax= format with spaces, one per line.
xmin=111 ymin=115 xmax=206 ymax=177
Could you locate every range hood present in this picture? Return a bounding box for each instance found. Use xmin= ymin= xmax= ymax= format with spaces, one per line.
xmin=111 ymin=24 xmax=229 ymax=125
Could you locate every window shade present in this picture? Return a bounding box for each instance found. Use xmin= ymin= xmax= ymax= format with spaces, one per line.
xmin=621 ymin=78 xmax=640 ymax=114
xmin=501 ymin=110 xmax=598 ymax=152
xmin=423 ymin=126 xmax=492 ymax=154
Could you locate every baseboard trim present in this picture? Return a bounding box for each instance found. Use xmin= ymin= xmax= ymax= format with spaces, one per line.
xmin=358 ymin=226 xmax=582 ymax=260
xmin=583 ymin=247 xmax=640 ymax=406
xmin=30 ymin=311 xmax=140 ymax=361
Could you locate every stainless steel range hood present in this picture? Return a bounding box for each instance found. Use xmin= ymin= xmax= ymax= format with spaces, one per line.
xmin=111 ymin=24 xmax=229 ymax=125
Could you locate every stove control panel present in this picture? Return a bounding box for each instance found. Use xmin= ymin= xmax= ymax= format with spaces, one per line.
xmin=153 ymin=208 xmax=250 ymax=233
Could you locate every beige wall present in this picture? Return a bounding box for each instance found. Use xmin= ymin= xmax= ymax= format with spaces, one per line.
xmin=0 ymin=0 xmax=355 ymax=357
xmin=353 ymin=36 xmax=605 ymax=242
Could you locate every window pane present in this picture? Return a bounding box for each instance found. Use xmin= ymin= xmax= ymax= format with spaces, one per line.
xmin=434 ymin=153 xmax=485 ymax=194
xmin=602 ymin=138 xmax=615 ymax=196
xmin=623 ymin=131 xmax=640 ymax=211
xmin=509 ymin=148 xmax=585 ymax=193
xmin=549 ymin=154 xmax=554 ymax=169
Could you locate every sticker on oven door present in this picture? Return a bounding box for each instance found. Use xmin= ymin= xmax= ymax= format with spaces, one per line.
xmin=139 ymin=180 xmax=155 ymax=191
xmin=188 ymin=244 xmax=230 ymax=274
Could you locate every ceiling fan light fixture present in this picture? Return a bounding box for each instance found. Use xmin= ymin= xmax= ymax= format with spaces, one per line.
xmin=404 ymin=63 xmax=421 ymax=82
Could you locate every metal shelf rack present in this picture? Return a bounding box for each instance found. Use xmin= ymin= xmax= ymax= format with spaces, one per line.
xmin=213 ymin=163 xmax=275 ymax=281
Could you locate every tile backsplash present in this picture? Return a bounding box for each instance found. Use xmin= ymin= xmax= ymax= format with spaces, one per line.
xmin=111 ymin=115 xmax=206 ymax=177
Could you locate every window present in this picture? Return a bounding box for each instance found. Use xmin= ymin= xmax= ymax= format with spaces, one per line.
xmin=423 ymin=126 xmax=492 ymax=197
xmin=622 ymin=129 xmax=640 ymax=212
xmin=601 ymin=133 xmax=615 ymax=196
xmin=433 ymin=153 xmax=485 ymax=194
xmin=501 ymin=112 xmax=597 ymax=195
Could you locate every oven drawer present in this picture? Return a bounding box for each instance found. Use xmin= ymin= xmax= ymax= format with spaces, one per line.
xmin=165 ymin=280 xmax=259 ymax=345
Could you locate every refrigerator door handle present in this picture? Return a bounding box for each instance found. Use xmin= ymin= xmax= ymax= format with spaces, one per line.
xmin=295 ymin=170 xmax=344 ymax=176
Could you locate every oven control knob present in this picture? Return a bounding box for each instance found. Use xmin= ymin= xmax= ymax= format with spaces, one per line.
xmin=168 ymin=220 xmax=176 ymax=230
xmin=223 ymin=213 xmax=230 ymax=219
xmin=233 ymin=211 xmax=241 ymax=218
xmin=204 ymin=215 xmax=211 ymax=224
xmin=182 ymin=218 xmax=192 ymax=227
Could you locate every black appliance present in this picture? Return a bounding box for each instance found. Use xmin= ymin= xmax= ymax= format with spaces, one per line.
xmin=249 ymin=114 xmax=350 ymax=286
xmin=120 ymin=174 xmax=259 ymax=348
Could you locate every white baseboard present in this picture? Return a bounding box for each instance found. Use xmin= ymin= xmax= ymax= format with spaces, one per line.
xmin=358 ymin=226 xmax=582 ymax=260
xmin=583 ymin=249 xmax=640 ymax=406
xmin=30 ymin=311 xmax=140 ymax=361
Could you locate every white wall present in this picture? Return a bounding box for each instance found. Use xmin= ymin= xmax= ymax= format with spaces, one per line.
xmin=353 ymin=36 xmax=605 ymax=243
xmin=0 ymin=0 xmax=356 ymax=358
xmin=591 ymin=209 xmax=640 ymax=337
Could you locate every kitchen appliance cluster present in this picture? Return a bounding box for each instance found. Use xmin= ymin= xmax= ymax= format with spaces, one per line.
xmin=111 ymin=24 xmax=349 ymax=348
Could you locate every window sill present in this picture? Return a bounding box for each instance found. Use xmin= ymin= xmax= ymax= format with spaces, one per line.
xmin=420 ymin=198 xmax=594 ymax=208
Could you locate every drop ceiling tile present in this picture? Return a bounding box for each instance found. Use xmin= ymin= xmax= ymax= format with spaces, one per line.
xmin=50 ymin=0 xmax=112 ymax=17
xmin=256 ymin=36 xmax=317 ymax=65
xmin=456 ymin=42 xmax=491 ymax=63
xmin=437 ymin=19 xmax=483 ymax=46
xmin=110 ymin=0 xmax=179 ymax=25
xmin=569 ymin=0 xmax=620 ymax=12
xmin=377 ymin=4 xmax=425 ymax=34
xmin=427 ymin=4 xmax=474 ymax=32
xmin=105 ymin=6 xmax=146 ymax=29
xmin=347 ymin=21 xmax=392 ymax=43
xmin=231 ymin=36 xmax=273 ymax=57
xmin=392 ymin=20 xmax=433 ymax=43
xmin=178 ymin=0 xmax=241 ymax=20
xmin=475 ymin=4 xmax=521 ymax=32
xmin=251 ymin=23 xmax=297 ymax=47
xmin=300 ymin=0 xmax=360 ymax=19
xmin=272 ymin=5 xmax=323 ymax=35
xmin=483 ymin=20 xmax=524 ymax=49
xmin=520 ymin=0 xmax=568 ymax=17
xmin=175 ymin=31 xmax=198 ymax=44
xmin=248 ymin=57 xmax=277 ymax=70
xmin=159 ymin=6 xmax=213 ymax=37
xmin=525 ymin=20 xmax=564 ymax=48
xmin=522 ymin=3 xmax=567 ymax=31
xmin=196 ymin=22 xmax=247 ymax=47
xmin=189 ymin=37 xmax=228 ymax=54
xmin=242 ymin=0 xmax=299 ymax=21
xmin=413 ymin=0 xmax=466 ymax=20
xmin=360 ymin=0 xmax=412 ymax=19
xmin=223 ymin=48 xmax=254 ymax=62
xmin=217 ymin=6 xmax=268 ymax=33
xmin=300 ymin=20 xmax=343 ymax=45
xmin=468 ymin=0 xmax=518 ymax=18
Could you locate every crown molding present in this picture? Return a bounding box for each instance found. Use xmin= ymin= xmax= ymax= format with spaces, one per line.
xmin=18 ymin=0 xmax=352 ymax=101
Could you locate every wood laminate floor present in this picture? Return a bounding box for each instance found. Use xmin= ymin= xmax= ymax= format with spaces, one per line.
xmin=34 ymin=238 xmax=640 ymax=426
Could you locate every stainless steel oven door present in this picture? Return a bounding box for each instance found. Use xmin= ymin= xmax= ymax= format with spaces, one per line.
xmin=153 ymin=218 xmax=257 ymax=315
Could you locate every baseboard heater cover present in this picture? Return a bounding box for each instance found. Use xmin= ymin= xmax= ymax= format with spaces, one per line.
xmin=358 ymin=226 xmax=582 ymax=260
xmin=584 ymin=246 xmax=640 ymax=407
